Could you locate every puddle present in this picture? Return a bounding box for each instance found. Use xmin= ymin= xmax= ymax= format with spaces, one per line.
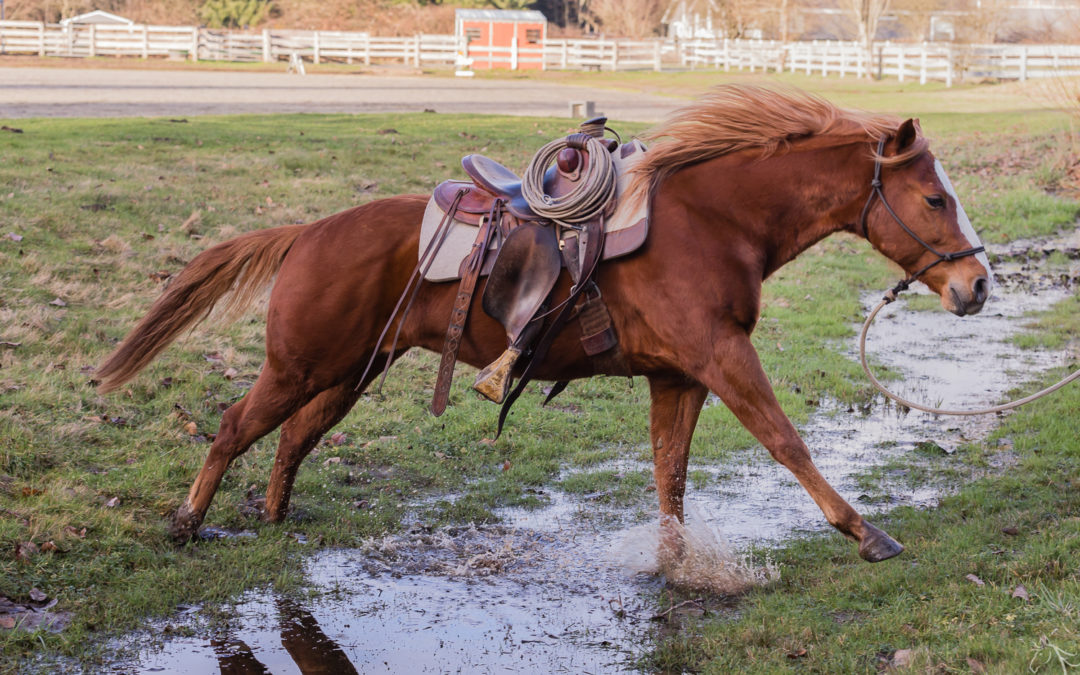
xmin=102 ymin=231 xmax=1076 ymax=673
xmin=116 ymin=527 xmax=666 ymax=674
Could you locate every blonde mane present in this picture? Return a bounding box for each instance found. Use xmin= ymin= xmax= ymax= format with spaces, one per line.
xmin=631 ymin=84 xmax=927 ymax=197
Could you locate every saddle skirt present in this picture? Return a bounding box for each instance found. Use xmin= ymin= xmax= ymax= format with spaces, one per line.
xmin=419 ymin=139 xmax=649 ymax=282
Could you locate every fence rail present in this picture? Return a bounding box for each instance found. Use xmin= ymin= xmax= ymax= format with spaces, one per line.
xmin=2 ymin=21 xmax=1080 ymax=85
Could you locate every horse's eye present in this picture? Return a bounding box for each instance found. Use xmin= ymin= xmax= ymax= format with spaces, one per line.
xmin=925 ymin=195 xmax=946 ymax=209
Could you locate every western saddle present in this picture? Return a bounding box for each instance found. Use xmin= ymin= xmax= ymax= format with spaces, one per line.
xmin=365 ymin=117 xmax=647 ymax=433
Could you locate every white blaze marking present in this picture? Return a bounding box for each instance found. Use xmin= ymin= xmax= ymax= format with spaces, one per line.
xmin=933 ymin=160 xmax=993 ymax=286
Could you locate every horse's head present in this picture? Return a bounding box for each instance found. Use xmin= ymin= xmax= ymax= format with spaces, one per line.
xmin=861 ymin=119 xmax=992 ymax=316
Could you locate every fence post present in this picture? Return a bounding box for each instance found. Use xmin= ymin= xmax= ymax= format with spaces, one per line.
xmin=945 ymin=45 xmax=953 ymax=87
xmin=414 ymin=33 xmax=421 ymax=67
xmin=88 ymin=23 xmax=96 ymax=58
xmin=806 ymin=41 xmax=813 ymax=75
xmin=313 ymin=31 xmax=320 ymax=64
xmin=561 ymin=40 xmax=568 ymax=69
xmin=363 ymin=34 xmax=371 ymax=66
xmin=38 ymin=22 xmax=45 ymax=56
xmin=140 ymin=24 xmax=149 ymax=58
xmin=821 ymin=42 xmax=827 ymax=77
xmin=510 ymin=35 xmax=518 ymax=70
xmin=262 ymin=29 xmax=270 ymax=62
xmin=611 ymin=38 xmax=618 ymax=71
xmin=191 ymin=27 xmax=199 ymax=62
xmin=1020 ymin=46 xmax=1028 ymax=82
xmin=897 ymin=47 xmax=905 ymax=83
xmin=653 ymin=38 xmax=661 ymax=71
xmin=723 ymin=38 xmax=730 ymax=72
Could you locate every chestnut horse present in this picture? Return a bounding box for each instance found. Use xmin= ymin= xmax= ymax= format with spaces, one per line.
xmin=97 ymin=86 xmax=991 ymax=562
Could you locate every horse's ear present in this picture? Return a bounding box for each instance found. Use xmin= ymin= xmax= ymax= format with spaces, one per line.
xmin=895 ymin=118 xmax=921 ymax=151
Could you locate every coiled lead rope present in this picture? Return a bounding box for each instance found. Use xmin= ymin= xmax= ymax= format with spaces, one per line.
xmin=859 ymin=293 xmax=1080 ymax=416
xmin=521 ymin=134 xmax=617 ymax=227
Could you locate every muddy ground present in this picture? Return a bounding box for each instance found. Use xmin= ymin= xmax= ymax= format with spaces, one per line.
xmin=61 ymin=231 xmax=1076 ymax=673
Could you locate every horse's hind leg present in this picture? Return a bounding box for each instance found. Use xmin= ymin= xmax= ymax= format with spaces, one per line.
xmin=170 ymin=365 xmax=310 ymax=542
xmin=647 ymin=374 xmax=709 ymax=562
xmin=648 ymin=374 xmax=709 ymax=522
xmin=262 ymin=353 xmax=401 ymax=522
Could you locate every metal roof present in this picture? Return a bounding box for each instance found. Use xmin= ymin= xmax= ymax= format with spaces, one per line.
xmin=59 ymin=10 xmax=134 ymax=26
xmin=455 ymin=9 xmax=547 ymax=22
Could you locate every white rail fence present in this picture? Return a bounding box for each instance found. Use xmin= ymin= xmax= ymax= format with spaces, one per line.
xmin=2 ymin=21 xmax=1079 ymax=85
xmin=681 ymin=38 xmax=1080 ymax=85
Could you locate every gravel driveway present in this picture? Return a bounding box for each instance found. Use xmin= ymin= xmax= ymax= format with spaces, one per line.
xmin=0 ymin=66 xmax=684 ymax=122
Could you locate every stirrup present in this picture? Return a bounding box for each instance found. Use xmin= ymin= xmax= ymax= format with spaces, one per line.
xmin=473 ymin=347 xmax=521 ymax=403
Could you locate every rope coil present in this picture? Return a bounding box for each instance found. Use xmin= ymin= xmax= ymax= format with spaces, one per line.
xmin=521 ymin=134 xmax=617 ymax=227
xmin=859 ymin=294 xmax=1080 ymax=416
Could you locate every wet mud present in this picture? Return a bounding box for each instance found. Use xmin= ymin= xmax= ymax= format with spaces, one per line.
xmin=106 ymin=231 xmax=1077 ymax=673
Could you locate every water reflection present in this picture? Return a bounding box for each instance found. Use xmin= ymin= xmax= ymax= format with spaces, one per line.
xmin=205 ymin=598 xmax=357 ymax=674
xmin=277 ymin=599 xmax=358 ymax=675
xmin=211 ymin=637 xmax=268 ymax=675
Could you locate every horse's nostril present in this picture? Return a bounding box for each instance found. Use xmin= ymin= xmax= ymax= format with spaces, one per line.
xmin=973 ymin=276 xmax=989 ymax=304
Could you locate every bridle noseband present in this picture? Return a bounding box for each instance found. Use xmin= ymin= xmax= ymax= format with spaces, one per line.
xmin=859 ymin=136 xmax=985 ymax=302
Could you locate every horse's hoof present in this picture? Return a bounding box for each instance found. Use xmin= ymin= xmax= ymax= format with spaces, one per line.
xmin=260 ymin=508 xmax=285 ymax=524
xmin=858 ymin=522 xmax=904 ymax=562
xmin=168 ymin=503 xmax=202 ymax=544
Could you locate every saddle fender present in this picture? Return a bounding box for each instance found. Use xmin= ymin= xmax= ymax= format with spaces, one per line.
xmin=481 ymin=223 xmax=562 ymax=345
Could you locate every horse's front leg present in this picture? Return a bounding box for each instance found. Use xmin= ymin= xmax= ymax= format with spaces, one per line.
xmin=698 ymin=331 xmax=903 ymax=562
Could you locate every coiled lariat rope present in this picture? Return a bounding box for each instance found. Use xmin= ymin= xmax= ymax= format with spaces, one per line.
xmin=859 ymin=292 xmax=1080 ymax=416
xmin=521 ymin=133 xmax=617 ymax=227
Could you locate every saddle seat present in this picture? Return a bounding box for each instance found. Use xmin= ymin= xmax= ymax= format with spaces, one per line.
xmin=460 ymin=155 xmax=539 ymax=221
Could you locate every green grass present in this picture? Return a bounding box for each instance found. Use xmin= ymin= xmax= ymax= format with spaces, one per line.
xmin=0 ymin=78 xmax=1078 ymax=671
xmin=648 ymin=358 xmax=1080 ymax=673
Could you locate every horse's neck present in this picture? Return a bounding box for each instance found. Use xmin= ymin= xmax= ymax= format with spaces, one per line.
xmin=683 ymin=138 xmax=869 ymax=278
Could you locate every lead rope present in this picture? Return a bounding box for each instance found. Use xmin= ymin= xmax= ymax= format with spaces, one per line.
xmin=859 ymin=292 xmax=1080 ymax=416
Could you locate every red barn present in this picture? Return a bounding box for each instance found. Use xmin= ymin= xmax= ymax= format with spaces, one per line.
xmin=455 ymin=8 xmax=547 ymax=71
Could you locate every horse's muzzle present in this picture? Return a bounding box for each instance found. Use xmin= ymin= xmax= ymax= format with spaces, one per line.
xmin=946 ymin=276 xmax=989 ymax=316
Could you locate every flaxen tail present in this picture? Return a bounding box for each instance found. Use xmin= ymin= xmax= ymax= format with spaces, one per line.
xmin=96 ymin=224 xmax=306 ymax=393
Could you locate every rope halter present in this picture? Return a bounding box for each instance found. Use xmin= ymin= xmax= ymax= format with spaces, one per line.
xmin=859 ymin=136 xmax=985 ymax=303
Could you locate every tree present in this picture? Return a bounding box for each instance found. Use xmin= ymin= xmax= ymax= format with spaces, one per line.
xmin=199 ymin=0 xmax=274 ymax=29
xmin=588 ymin=0 xmax=666 ymax=37
xmin=891 ymin=0 xmax=944 ymax=42
xmin=845 ymin=0 xmax=891 ymax=76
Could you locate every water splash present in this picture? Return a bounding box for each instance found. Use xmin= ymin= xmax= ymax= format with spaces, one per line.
xmin=611 ymin=504 xmax=779 ymax=595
